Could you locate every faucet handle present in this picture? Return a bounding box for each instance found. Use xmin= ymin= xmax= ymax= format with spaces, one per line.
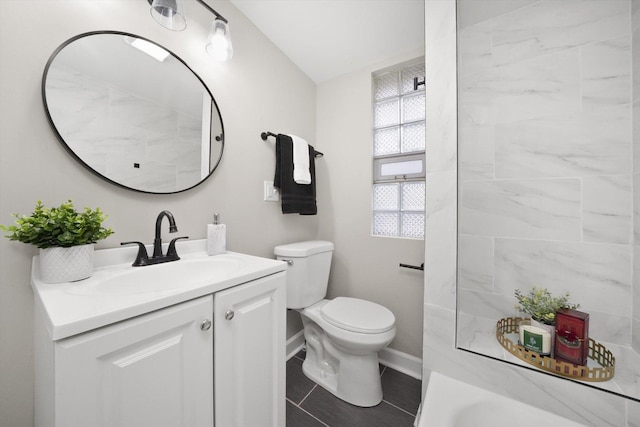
xmin=167 ymin=236 xmax=189 ymax=259
xmin=120 ymin=241 xmax=150 ymax=267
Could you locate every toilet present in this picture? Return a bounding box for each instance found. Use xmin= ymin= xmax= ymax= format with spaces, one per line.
xmin=274 ymin=240 xmax=396 ymax=407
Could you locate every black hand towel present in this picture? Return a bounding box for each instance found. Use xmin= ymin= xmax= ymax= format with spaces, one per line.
xmin=274 ymin=134 xmax=317 ymax=215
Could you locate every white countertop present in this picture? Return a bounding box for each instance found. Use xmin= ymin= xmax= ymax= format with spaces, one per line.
xmin=32 ymin=239 xmax=287 ymax=340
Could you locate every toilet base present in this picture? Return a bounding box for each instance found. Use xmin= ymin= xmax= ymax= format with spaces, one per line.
xmin=301 ymin=349 xmax=383 ymax=407
xmin=300 ymin=315 xmax=387 ymax=407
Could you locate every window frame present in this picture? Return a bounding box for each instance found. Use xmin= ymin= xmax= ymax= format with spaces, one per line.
xmin=371 ymin=59 xmax=426 ymax=240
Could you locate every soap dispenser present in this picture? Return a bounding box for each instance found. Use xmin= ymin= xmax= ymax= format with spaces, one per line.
xmin=207 ymin=213 xmax=226 ymax=256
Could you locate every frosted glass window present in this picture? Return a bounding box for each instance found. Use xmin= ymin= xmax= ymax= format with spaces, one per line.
xmin=381 ymin=160 xmax=423 ymax=177
xmin=372 ymin=60 xmax=425 ymax=239
xmin=402 ymin=182 xmax=425 ymax=211
xmin=373 ymin=212 xmax=399 ymax=237
xmin=374 ymin=183 xmax=399 ymax=210
xmin=402 ymin=122 xmax=425 ymax=152
xmin=402 ymin=63 xmax=426 ymax=94
xmin=374 ymin=72 xmax=399 ymax=100
xmin=374 ymin=153 xmax=425 ymax=182
xmin=402 ymin=93 xmax=425 ymax=122
xmin=374 ymin=99 xmax=399 ymax=128
xmin=374 ymin=127 xmax=400 ymax=156
xmin=372 ymin=182 xmax=425 ymax=239
xmin=401 ymin=213 xmax=425 ymax=238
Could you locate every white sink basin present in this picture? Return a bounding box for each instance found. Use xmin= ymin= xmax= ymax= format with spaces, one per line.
xmin=67 ymin=256 xmax=242 ymax=296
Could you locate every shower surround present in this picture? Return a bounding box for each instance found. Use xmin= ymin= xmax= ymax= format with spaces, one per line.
xmin=423 ymin=0 xmax=640 ymax=425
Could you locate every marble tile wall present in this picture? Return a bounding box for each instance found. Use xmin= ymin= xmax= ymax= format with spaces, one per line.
xmin=424 ymin=1 xmax=640 ymax=425
xmin=46 ymin=65 xmax=203 ymax=192
xmin=633 ymin=0 xmax=640 ymax=357
xmin=457 ymin=0 xmax=633 ymax=347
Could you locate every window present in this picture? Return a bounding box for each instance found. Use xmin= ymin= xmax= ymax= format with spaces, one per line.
xmin=372 ymin=61 xmax=425 ymax=239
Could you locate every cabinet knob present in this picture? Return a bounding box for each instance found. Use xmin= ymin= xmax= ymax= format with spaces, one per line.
xmin=224 ymin=310 xmax=235 ymax=321
xmin=200 ymin=319 xmax=212 ymax=331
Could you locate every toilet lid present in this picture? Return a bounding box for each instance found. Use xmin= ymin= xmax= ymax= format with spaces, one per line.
xmin=320 ymin=297 xmax=395 ymax=334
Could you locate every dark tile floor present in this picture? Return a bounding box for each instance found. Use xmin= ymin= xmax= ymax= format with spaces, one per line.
xmin=286 ymin=350 xmax=421 ymax=427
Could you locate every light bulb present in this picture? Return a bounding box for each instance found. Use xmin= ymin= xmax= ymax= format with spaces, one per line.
xmin=206 ymin=19 xmax=233 ymax=61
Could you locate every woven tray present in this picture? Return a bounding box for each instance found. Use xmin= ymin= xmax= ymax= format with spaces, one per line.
xmin=496 ymin=317 xmax=615 ymax=382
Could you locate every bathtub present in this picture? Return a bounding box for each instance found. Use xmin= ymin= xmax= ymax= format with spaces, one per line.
xmin=416 ymin=372 xmax=586 ymax=427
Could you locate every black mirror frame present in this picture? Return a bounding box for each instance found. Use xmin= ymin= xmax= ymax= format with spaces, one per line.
xmin=42 ymin=30 xmax=225 ymax=194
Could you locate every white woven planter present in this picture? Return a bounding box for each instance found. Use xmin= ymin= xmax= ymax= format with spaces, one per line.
xmin=39 ymin=244 xmax=94 ymax=284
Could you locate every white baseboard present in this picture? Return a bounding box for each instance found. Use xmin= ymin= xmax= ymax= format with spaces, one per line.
xmin=286 ymin=330 xmax=305 ymax=360
xmin=378 ymin=347 xmax=422 ymax=380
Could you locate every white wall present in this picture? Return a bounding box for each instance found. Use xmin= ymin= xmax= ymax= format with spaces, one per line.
xmin=423 ymin=0 xmax=640 ymax=425
xmin=316 ymin=51 xmax=426 ymax=358
xmin=0 ymin=1 xmax=317 ymax=425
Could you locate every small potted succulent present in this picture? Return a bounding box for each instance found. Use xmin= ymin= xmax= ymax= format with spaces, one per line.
xmin=514 ymin=287 xmax=579 ymax=326
xmin=1 ymin=200 xmax=114 ymax=283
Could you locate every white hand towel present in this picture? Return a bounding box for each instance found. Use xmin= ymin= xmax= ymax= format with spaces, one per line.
xmin=290 ymin=134 xmax=311 ymax=184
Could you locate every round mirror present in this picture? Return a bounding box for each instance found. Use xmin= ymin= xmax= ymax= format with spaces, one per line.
xmin=42 ymin=31 xmax=224 ymax=194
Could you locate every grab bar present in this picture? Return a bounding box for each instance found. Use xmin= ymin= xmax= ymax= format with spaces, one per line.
xmin=399 ymin=262 xmax=424 ymax=271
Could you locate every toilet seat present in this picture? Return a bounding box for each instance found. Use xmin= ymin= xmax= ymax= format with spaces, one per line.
xmin=320 ymin=297 xmax=395 ymax=334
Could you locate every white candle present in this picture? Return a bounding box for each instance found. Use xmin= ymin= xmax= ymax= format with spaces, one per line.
xmin=519 ymin=325 xmax=551 ymax=355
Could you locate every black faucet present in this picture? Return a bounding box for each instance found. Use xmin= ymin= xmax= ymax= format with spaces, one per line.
xmin=121 ymin=210 xmax=189 ymax=267
xmin=153 ymin=210 xmax=178 ymax=258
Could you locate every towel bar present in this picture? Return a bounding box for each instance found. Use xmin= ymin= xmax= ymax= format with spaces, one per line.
xmin=261 ymin=131 xmax=277 ymax=140
xmin=399 ymin=262 xmax=424 ymax=271
xmin=261 ymin=131 xmax=324 ymax=157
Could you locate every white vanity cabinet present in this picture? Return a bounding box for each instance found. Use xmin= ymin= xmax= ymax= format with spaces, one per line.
xmin=36 ymin=295 xmax=214 ymax=427
xmin=214 ymin=273 xmax=286 ymax=427
xmin=32 ymin=243 xmax=287 ymax=427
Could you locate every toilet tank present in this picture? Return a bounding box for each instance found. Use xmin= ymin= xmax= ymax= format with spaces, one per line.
xmin=274 ymin=241 xmax=334 ymax=309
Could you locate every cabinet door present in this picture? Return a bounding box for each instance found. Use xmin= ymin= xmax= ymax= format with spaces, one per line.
xmin=55 ymin=295 xmax=214 ymax=427
xmin=214 ymin=272 xmax=286 ymax=427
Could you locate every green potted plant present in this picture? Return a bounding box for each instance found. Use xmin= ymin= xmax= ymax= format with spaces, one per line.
xmin=514 ymin=287 xmax=579 ymax=326
xmin=514 ymin=287 xmax=579 ymax=356
xmin=1 ymin=200 xmax=114 ymax=283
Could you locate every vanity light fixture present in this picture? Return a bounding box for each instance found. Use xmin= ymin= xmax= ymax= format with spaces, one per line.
xmin=147 ymin=0 xmax=233 ymax=61
xmin=205 ymin=18 xmax=233 ymax=61
xmin=149 ymin=0 xmax=187 ymax=31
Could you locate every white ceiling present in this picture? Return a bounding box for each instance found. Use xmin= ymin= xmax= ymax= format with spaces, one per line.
xmin=229 ymin=0 xmax=425 ymax=83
